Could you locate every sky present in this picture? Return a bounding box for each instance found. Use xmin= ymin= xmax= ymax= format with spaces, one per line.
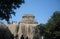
xmin=1 ymin=0 xmax=60 ymax=24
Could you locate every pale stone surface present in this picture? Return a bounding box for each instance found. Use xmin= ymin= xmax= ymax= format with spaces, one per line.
xmin=8 ymin=24 xmax=18 ymax=37
xmin=8 ymin=14 xmax=38 ymax=39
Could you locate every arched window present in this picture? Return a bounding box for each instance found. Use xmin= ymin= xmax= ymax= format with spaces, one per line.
xmin=26 ymin=36 xmax=28 ymax=39
xmin=21 ymin=35 xmax=24 ymax=39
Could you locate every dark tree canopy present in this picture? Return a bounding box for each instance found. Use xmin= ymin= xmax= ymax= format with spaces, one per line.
xmin=0 ymin=0 xmax=24 ymax=23
xmin=35 ymin=11 xmax=60 ymax=39
xmin=39 ymin=11 xmax=60 ymax=39
xmin=0 ymin=22 xmax=14 ymax=39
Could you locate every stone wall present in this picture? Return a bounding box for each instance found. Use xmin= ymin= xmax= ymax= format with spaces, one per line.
xmin=8 ymin=14 xmax=38 ymax=39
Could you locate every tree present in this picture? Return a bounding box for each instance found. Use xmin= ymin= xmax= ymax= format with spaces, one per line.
xmin=38 ymin=24 xmax=46 ymax=39
xmin=39 ymin=24 xmax=46 ymax=36
xmin=44 ymin=11 xmax=60 ymax=39
xmin=33 ymin=26 xmax=40 ymax=39
xmin=39 ymin=11 xmax=60 ymax=39
xmin=0 ymin=22 xmax=14 ymax=39
xmin=0 ymin=0 xmax=24 ymax=23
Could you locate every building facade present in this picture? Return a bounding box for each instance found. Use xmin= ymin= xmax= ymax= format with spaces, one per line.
xmin=8 ymin=14 xmax=38 ymax=39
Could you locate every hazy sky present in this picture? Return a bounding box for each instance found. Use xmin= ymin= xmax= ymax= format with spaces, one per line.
xmin=1 ymin=0 xmax=60 ymax=24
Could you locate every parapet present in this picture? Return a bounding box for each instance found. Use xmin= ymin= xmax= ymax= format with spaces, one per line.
xmin=22 ymin=14 xmax=35 ymax=18
xmin=21 ymin=14 xmax=38 ymax=24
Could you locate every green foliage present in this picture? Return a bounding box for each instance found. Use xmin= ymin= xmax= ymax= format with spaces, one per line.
xmin=0 ymin=0 xmax=24 ymax=23
xmin=33 ymin=26 xmax=40 ymax=39
xmin=0 ymin=23 xmax=14 ymax=39
xmin=0 ymin=28 xmax=14 ymax=39
xmin=44 ymin=11 xmax=60 ymax=39
xmin=37 ymin=11 xmax=60 ymax=39
xmin=38 ymin=24 xmax=46 ymax=36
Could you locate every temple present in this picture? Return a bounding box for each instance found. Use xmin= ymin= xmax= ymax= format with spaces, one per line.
xmin=8 ymin=14 xmax=38 ymax=39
